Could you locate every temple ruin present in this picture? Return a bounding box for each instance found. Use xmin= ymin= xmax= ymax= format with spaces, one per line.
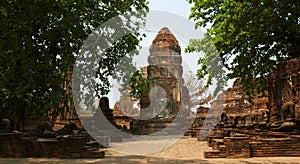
xmin=140 ymin=27 xmax=183 ymax=118
xmin=2 ymin=25 xmax=300 ymax=159
xmin=197 ymin=57 xmax=300 ymax=158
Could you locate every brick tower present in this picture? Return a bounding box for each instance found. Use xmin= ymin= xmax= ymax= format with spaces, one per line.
xmin=140 ymin=27 xmax=183 ymax=118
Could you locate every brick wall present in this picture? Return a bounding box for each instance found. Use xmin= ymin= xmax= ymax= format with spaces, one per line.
xmin=267 ymin=57 xmax=300 ymax=122
xmin=0 ymin=132 xmax=105 ymax=158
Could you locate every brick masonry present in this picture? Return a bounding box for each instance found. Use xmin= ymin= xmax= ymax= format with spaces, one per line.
xmin=0 ymin=132 xmax=105 ymax=158
xmin=205 ymin=133 xmax=300 ymax=158
xmin=204 ymin=57 xmax=300 ymax=158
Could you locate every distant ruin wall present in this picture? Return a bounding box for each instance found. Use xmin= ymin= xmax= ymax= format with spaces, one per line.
xmin=212 ymin=79 xmax=268 ymax=116
xmin=268 ymin=57 xmax=300 ymax=122
xmin=211 ymin=57 xmax=300 ymax=122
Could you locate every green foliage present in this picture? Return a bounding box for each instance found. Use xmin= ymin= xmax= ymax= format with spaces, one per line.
xmin=187 ymin=0 xmax=300 ymax=96
xmin=129 ymin=70 xmax=151 ymax=100
xmin=185 ymin=34 xmax=227 ymax=96
xmin=0 ymin=0 xmax=149 ymax=123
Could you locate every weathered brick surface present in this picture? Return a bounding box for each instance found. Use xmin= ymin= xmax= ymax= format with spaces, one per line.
xmin=191 ymin=94 xmax=225 ymax=140
xmin=0 ymin=132 xmax=105 ymax=158
xmin=203 ymin=57 xmax=300 ymax=158
xmin=212 ymin=139 xmax=224 ymax=150
xmin=130 ymin=118 xmax=182 ymax=135
xmin=250 ymin=137 xmax=300 ymax=157
xmin=141 ymin=27 xmax=183 ymax=116
xmin=224 ymin=137 xmax=250 ymax=158
xmin=204 ymin=131 xmax=300 ymax=158
xmin=210 ymin=79 xmax=268 ymax=117
xmin=267 ymin=57 xmax=300 ymax=122
xmin=207 ymin=129 xmax=225 ymax=147
xmin=205 ymin=136 xmax=227 ymax=158
xmin=204 ymin=150 xmax=227 ymax=158
xmin=0 ymin=133 xmax=28 ymax=157
xmin=187 ymin=106 xmax=209 ymax=138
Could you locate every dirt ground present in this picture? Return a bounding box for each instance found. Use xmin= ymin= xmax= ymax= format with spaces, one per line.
xmin=1 ymin=137 xmax=300 ymax=164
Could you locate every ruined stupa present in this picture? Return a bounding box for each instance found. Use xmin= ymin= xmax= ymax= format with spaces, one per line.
xmin=140 ymin=27 xmax=183 ymax=118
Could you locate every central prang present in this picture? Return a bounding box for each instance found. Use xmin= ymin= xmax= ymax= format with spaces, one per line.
xmin=140 ymin=27 xmax=184 ymax=119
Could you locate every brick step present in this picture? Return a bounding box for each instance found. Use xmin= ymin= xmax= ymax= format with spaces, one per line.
xmin=137 ymin=129 xmax=177 ymax=134
xmin=219 ymin=145 xmax=227 ymax=151
xmin=212 ymin=139 xmax=224 ymax=150
xmin=252 ymin=142 xmax=300 ymax=146
xmin=251 ymin=146 xmax=300 ymax=149
xmin=83 ymin=140 xmax=102 ymax=152
xmin=142 ymin=127 xmax=179 ymax=131
xmin=135 ymin=129 xmax=183 ymax=135
xmin=252 ymin=152 xmax=300 ymax=157
xmin=251 ymin=148 xmax=300 ymax=152
xmin=86 ymin=148 xmax=97 ymax=152
xmin=252 ymin=150 xmax=300 ymax=153
xmin=86 ymin=141 xmax=100 ymax=148
xmin=252 ymin=146 xmax=300 ymax=150
xmin=145 ymin=124 xmax=176 ymax=128
xmin=208 ymin=137 xmax=224 ymax=146
xmin=204 ymin=150 xmax=227 ymax=158
xmin=83 ymin=145 xmax=92 ymax=149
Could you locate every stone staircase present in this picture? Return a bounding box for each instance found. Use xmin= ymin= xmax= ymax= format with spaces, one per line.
xmin=205 ymin=135 xmax=251 ymax=158
xmin=204 ymin=138 xmax=227 ymax=158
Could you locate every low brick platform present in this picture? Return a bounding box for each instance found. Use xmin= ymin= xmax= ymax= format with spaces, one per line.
xmin=131 ymin=118 xmax=186 ymax=135
xmin=205 ymin=134 xmax=300 ymax=158
xmin=225 ymin=137 xmax=250 ymax=158
xmin=0 ymin=132 xmax=105 ymax=158
xmin=251 ymin=136 xmax=300 ymax=157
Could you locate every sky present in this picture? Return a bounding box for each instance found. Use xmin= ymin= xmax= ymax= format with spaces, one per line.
xmin=149 ymin=0 xmax=192 ymax=18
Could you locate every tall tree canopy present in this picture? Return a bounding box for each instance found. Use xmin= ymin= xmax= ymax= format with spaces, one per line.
xmin=0 ymin=0 xmax=148 ymax=130
xmin=186 ymin=0 xmax=300 ymax=96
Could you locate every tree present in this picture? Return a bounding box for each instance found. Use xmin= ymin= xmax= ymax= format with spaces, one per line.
xmin=186 ymin=0 xmax=300 ymax=97
xmin=129 ymin=70 xmax=151 ymax=101
xmin=0 ymin=0 xmax=148 ymax=131
xmin=184 ymin=72 xmax=212 ymax=109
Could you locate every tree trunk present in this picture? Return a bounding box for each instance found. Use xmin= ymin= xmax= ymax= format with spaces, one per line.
xmin=12 ymin=101 xmax=25 ymax=132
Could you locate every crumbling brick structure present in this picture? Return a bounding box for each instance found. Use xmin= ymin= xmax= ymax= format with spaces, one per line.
xmin=268 ymin=57 xmax=300 ymax=122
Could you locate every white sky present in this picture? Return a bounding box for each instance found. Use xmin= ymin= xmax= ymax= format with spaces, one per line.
xmin=149 ymin=0 xmax=192 ymax=18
